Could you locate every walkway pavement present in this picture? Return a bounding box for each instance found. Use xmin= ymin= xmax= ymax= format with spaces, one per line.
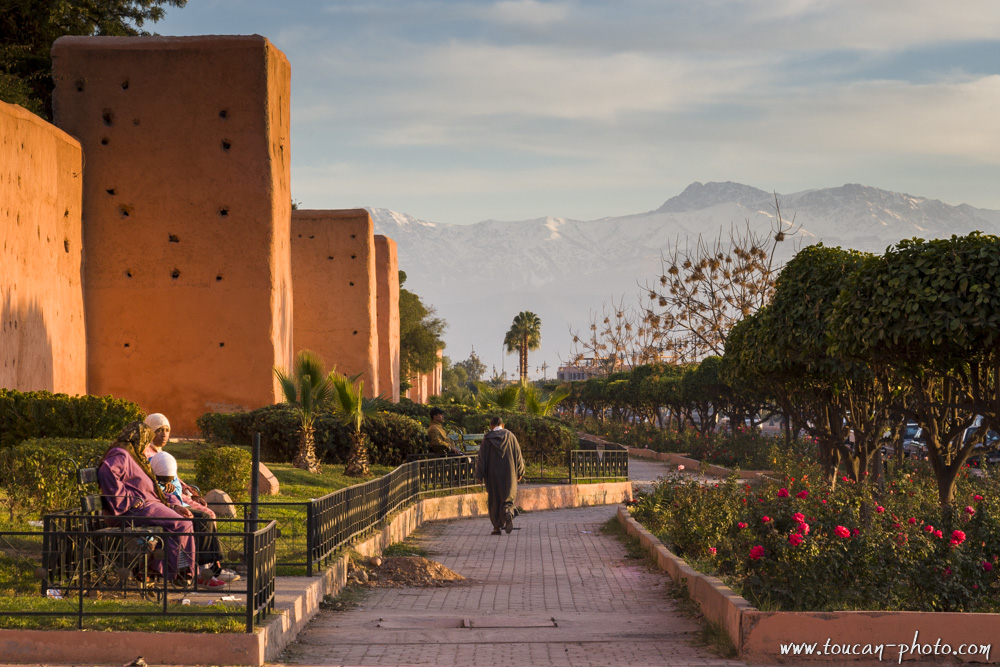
xmin=276 ymin=496 xmax=747 ymax=666
xmin=629 ymin=453 xmax=714 ymax=493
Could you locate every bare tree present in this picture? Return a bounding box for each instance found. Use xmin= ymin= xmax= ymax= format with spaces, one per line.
xmin=565 ymin=294 xmax=666 ymax=377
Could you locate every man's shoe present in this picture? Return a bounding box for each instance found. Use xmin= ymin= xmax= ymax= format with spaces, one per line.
xmin=216 ymin=568 xmax=241 ymax=583
xmin=504 ymin=512 xmax=513 ymax=534
xmin=198 ymin=576 xmax=227 ymax=588
xmin=491 ymin=529 xmax=501 ymax=535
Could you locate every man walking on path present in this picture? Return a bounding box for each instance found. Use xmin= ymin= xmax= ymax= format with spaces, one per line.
xmin=475 ymin=416 xmax=525 ymax=535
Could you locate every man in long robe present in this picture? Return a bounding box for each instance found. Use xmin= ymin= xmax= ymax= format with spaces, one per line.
xmin=476 ymin=416 xmax=525 ymax=535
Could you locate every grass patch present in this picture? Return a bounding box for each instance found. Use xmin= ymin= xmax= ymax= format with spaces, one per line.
xmin=320 ymin=582 xmax=370 ymax=612
xmin=600 ymin=517 xmax=653 ymax=564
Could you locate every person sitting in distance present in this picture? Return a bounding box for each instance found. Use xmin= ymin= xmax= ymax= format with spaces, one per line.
xmin=427 ymin=407 xmax=463 ymax=457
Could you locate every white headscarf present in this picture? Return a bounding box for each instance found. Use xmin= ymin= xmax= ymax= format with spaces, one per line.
xmin=150 ymin=451 xmax=178 ymax=477
xmin=144 ymin=413 xmax=170 ymax=431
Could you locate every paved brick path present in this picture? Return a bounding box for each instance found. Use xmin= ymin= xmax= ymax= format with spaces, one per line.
xmin=277 ymin=502 xmax=747 ymax=666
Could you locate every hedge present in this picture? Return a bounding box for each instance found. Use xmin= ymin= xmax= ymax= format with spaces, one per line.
xmin=460 ymin=412 xmax=576 ymax=463
xmin=197 ymin=405 xmax=427 ymax=465
xmin=0 ymin=388 xmax=144 ymax=449
xmin=195 ymin=446 xmax=253 ymax=502
xmin=0 ymin=437 xmax=110 ymax=516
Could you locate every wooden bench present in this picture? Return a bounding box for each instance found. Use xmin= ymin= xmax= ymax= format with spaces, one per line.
xmin=448 ymin=432 xmax=485 ymax=454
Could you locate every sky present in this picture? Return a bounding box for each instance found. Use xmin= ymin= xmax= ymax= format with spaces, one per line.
xmin=153 ymin=0 xmax=1000 ymax=226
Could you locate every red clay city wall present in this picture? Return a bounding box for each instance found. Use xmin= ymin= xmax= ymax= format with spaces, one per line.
xmin=291 ymin=209 xmax=379 ymax=396
xmin=0 ymin=100 xmax=87 ymax=395
xmin=374 ymin=235 xmax=400 ymax=402
xmin=51 ymin=35 xmax=294 ymax=434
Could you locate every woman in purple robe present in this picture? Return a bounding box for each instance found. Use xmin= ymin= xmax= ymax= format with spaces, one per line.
xmin=97 ymin=421 xmax=197 ymax=582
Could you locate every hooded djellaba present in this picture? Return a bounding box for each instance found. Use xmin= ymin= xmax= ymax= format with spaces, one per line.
xmin=475 ymin=416 xmax=526 ymax=535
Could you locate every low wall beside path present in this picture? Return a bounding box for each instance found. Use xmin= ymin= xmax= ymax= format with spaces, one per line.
xmin=617 ymin=505 xmax=1000 ymax=664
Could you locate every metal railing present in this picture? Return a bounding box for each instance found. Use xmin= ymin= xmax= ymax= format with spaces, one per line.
xmin=568 ymin=441 xmax=629 ymax=482
xmin=22 ymin=514 xmax=276 ymax=632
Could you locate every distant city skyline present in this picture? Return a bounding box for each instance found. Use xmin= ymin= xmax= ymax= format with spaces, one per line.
xmin=154 ymin=0 xmax=1000 ymax=226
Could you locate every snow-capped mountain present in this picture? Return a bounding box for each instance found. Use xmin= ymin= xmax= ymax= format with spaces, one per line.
xmin=368 ymin=182 xmax=1000 ymax=378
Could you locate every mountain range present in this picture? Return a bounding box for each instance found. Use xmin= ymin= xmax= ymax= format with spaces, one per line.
xmin=368 ymin=182 xmax=1000 ymax=380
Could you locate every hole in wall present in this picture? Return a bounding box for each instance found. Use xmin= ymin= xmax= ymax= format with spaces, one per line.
xmin=219 ymin=110 xmax=228 ymax=119
xmin=106 ymin=188 xmax=116 ymax=195
xmin=125 ymin=270 xmax=132 ymax=278
xmin=171 ymin=269 xmax=180 ymax=279
xmin=121 ymin=80 xmax=129 ymax=91
xmin=219 ymin=207 xmax=229 ymax=216
xmin=64 ymin=210 xmax=69 ymax=218
xmin=64 ymin=239 xmax=70 ymax=253
xmin=168 ymin=234 xmax=179 ymax=243
xmin=75 ymin=79 xmax=85 ymax=92
xmin=118 ymin=205 xmax=132 ymax=218
xmin=123 ymin=343 xmax=130 ymax=348
xmin=101 ymin=138 xmax=109 ymax=145
xmin=221 ymin=140 xmax=231 ymax=151
xmin=297 ymin=234 xmax=302 ymax=238
xmin=216 ymin=274 xmax=223 ymax=282
xmin=350 ymin=234 xmax=356 ymax=239
xmin=327 ymin=256 xmax=333 ymax=260
xmin=351 ymin=254 xmax=356 ymax=259
xmin=349 ymin=281 xmax=354 ymax=286
xmin=219 ymin=342 xmax=225 ymax=347
xmin=132 ymin=118 xmax=140 ymax=126
xmin=353 ymin=330 xmax=358 ymax=335
xmin=101 ymin=110 xmax=113 ymax=126
xmin=308 ymin=235 xmax=314 ymax=239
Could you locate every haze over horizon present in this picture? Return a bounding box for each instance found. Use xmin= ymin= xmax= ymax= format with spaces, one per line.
xmin=155 ymin=1 xmax=1000 ymax=226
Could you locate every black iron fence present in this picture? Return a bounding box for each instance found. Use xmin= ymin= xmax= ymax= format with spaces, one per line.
xmin=19 ymin=513 xmax=276 ymax=632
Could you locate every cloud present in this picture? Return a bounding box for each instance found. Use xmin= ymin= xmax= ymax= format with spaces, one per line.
xmin=482 ymin=0 xmax=571 ymax=27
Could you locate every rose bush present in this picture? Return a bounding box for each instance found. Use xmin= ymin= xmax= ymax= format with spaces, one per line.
xmin=630 ymin=456 xmax=1000 ymax=612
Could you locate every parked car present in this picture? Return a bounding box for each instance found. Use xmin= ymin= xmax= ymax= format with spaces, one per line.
xmin=964 ymin=424 xmax=1000 ymax=472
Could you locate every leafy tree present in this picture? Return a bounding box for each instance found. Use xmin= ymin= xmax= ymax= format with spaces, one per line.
xmin=830 ymin=233 xmax=1000 ymax=507
xmin=398 ymin=270 xmax=445 ymax=391
xmin=273 ymin=350 xmax=333 ymax=473
xmin=504 ymin=311 xmax=541 ymax=382
xmin=0 ymin=0 xmax=187 ymax=118
xmin=520 ymin=381 xmax=570 ymax=417
xmin=454 ymin=349 xmax=487 ymax=383
xmin=328 ymin=371 xmax=378 ymax=477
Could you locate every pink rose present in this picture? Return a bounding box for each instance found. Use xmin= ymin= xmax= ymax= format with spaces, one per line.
xmin=749 ymin=545 xmax=764 ymax=560
xmin=951 ymin=530 xmax=966 ymax=545
xmin=983 ymin=561 xmax=993 ymax=572
xmin=796 ymin=523 xmax=809 ymax=535
xmin=852 ymin=528 xmax=860 ymax=537
xmin=762 ymin=516 xmax=772 ymax=523
xmin=875 ymin=506 xmax=885 ymax=513
xmin=834 ymin=526 xmax=850 ymax=539
xmin=934 ymin=530 xmax=943 ymax=539
xmin=796 ymin=490 xmax=809 ymax=499
xmin=907 ymin=517 xmax=917 ymax=525
xmin=924 ymin=525 xmax=934 ymax=533
xmin=777 ymin=488 xmax=789 ymax=498
xmin=737 ymin=522 xmax=748 ymax=529
xmin=821 ymin=499 xmax=827 ymax=504
xmin=677 ymin=464 xmax=685 ymax=471
xmin=788 ymin=534 xmax=803 ymax=546
xmin=965 ymin=506 xmax=976 ymax=515
xmin=792 ymin=512 xmax=805 ymax=523
xmin=973 ymin=494 xmax=984 ymax=501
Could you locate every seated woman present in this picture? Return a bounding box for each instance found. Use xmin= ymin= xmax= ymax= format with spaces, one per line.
xmin=143 ymin=412 xmax=240 ymax=583
xmin=97 ymin=421 xmax=204 ymax=586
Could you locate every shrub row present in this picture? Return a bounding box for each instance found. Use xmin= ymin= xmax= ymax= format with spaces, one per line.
xmin=0 ymin=437 xmax=110 ymax=515
xmin=460 ymin=411 xmax=576 ymax=463
xmin=194 ymin=446 xmax=253 ymax=502
xmin=197 ymin=405 xmax=427 ymax=465
xmin=0 ymin=388 xmax=144 ymax=449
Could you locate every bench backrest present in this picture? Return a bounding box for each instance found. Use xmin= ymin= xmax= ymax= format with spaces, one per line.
xmin=77 ymin=466 xmax=108 ymax=515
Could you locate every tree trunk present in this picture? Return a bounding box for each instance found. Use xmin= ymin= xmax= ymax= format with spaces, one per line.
xmin=293 ymin=426 xmax=321 ymax=473
xmin=344 ymin=431 xmax=370 ymax=477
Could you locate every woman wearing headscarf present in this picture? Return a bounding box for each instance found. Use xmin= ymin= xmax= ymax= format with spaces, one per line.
xmin=97 ymin=421 xmax=197 ymax=583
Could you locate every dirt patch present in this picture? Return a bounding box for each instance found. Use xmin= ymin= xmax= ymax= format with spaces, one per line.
xmin=349 ymin=556 xmax=465 ymax=588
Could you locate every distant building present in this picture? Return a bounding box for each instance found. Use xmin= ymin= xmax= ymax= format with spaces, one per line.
xmin=556 ymin=359 xmax=604 ymax=382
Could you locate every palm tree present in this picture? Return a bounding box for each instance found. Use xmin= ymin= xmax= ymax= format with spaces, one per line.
xmin=521 ymin=381 xmax=571 ymax=417
xmin=475 ymin=381 xmax=521 ymax=411
xmin=504 ymin=311 xmax=542 ymax=382
xmin=328 ymin=371 xmax=379 ymax=477
xmin=274 ymin=351 xmax=333 ymax=473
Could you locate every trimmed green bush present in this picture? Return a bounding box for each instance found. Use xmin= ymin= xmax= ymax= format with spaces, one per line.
xmin=197 ymin=405 xmax=427 ymax=466
xmin=194 ymin=446 xmax=253 ymax=502
xmin=461 ymin=412 xmax=576 ymax=463
xmin=0 ymin=388 xmax=144 ymax=449
xmin=0 ymin=437 xmax=110 ymax=516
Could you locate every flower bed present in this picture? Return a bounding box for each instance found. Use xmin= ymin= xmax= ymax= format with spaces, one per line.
xmin=630 ymin=456 xmax=1000 ymax=613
